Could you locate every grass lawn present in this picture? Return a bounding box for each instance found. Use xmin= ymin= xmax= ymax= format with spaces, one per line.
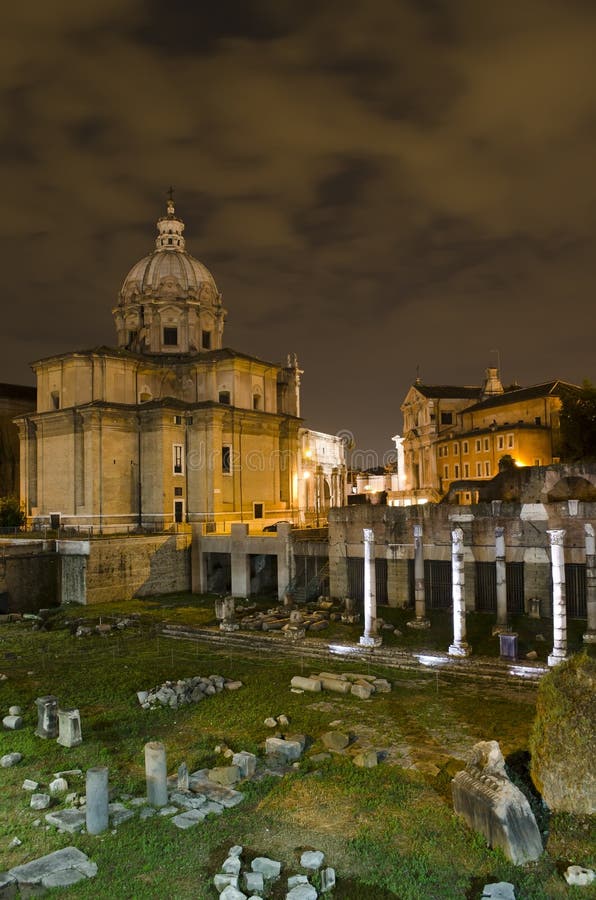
xmin=0 ymin=593 xmax=594 ymax=899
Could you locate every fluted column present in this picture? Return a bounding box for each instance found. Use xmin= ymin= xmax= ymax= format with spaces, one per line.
xmin=448 ymin=527 xmax=471 ymax=656
xmin=495 ymin=527 xmax=508 ymax=627
xmin=547 ymin=529 xmax=568 ymax=667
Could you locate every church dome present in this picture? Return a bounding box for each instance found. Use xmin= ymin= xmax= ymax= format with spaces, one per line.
xmin=119 ymin=198 xmax=219 ymax=306
xmin=113 ymin=196 xmax=226 ymax=355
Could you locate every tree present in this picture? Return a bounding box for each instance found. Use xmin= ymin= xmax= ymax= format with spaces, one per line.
xmin=559 ymin=379 xmax=596 ymax=461
xmin=0 ymin=496 xmax=25 ymax=527
xmin=498 ymin=454 xmax=516 ymax=473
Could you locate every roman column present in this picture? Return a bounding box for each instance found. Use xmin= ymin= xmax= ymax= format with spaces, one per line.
xmin=495 ymin=527 xmax=508 ymax=627
xmin=360 ymin=528 xmax=382 ymax=647
xmin=583 ymin=523 xmax=596 ymax=644
xmin=86 ymin=766 xmax=109 ymax=835
xmin=448 ymin=527 xmax=471 ymax=656
xmin=144 ymin=741 xmax=168 ymax=807
xmin=408 ymin=523 xmax=430 ymax=628
xmin=547 ymin=529 xmax=568 ymax=667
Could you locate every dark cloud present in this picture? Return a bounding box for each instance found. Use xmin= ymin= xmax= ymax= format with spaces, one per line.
xmin=1 ymin=0 xmax=595 ymax=454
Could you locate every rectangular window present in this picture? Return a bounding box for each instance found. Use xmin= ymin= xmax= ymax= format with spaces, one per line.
xmin=462 ymin=441 xmax=469 ymax=454
xmin=173 ymin=444 xmax=183 ymax=474
xmin=534 ymin=458 xmax=541 ymax=466
xmin=219 ymin=391 xmax=231 ymax=405
xmin=497 ymin=435 xmax=505 ymax=450
xmin=453 ymin=442 xmax=459 ymax=456
xmin=174 ymin=415 xmax=183 ymax=425
xmin=507 ymin=433 xmax=514 ymax=448
xmin=174 ymin=500 xmax=184 ymax=523
xmin=202 ymin=330 xmax=212 ymax=350
xmin=454 ymin=464 xmax=460 ymax=478
xmin=222 ymin=444 xmax=231 ymax=474
xmin=485 ymin=461 xmax=491 ymax=476
xmin=476 ymin=462 xmax=482 ymax=477
xmin=483 ymin=437 xmax=490 ymax=452
xmin=440 ymin=411 xmax=453 ymax=425
xmin=443 ymin=464 xmax=449 ymax=479
xmin=475 ymin=439 xmax=481 ymax=452
xmin=464 ymin=463 xmax=470 ymax=478
xmin=163 ymin=327 xmax=178 ymax=346
xmin=253 ymin=502 xmax=264 ymax=519
xmin=535 ymin=416 xmax=541 ymax=426
xmin=51 ymin=391 xmax=60 ymax=410
xmin=174 ymin=486 xmax=183 ymax=497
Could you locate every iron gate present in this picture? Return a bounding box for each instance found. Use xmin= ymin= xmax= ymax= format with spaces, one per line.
xmin=347 ymin=557 xmax=364 ymax=601
xmin=376 ymin=558 xmax=388 ymax=605
xmin=424 ymin=559 xmax=452 ymax=609
xmin=565 ymin=563 xmax=587 ymax=618
xmin=475 ymin=562 xmax=496 ymax=612
xmin=506 ymin=562 xmax=525 ymax=614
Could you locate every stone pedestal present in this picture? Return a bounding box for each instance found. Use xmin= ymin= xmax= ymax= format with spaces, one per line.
xmin=583 ymin=524 xmax=596 ymax=644
xmin=360 ymin=528 xmax=382 ymax=648
xmin=495 ymin=527 xmax=508 ymax=627
xmin=448 ymin=528 xmax=471 ymax=657
xmin=86 ymin=766 xmax=109 ymax=835
xmin=341 ymin=597 xmax=359 ymax=624
xmin=145 ymin=741 xmax=168 ymax=808
xmin=35 ymin=696 xmax=59 ymax=739
xmin=57 ymin=708 xmax=82 ymax=747
xmin=527 ymin=597 xmax=541 ymax=619
xmin=547 ymin=529 xmax=568 ymax=667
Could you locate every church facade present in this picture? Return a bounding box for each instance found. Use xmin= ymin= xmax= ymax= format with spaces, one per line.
xmin=17 ymin=199 xmax=345 ymax=530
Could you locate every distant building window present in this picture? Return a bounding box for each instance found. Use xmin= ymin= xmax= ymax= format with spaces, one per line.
xmin=475 ymin=439 xmax=481 ymax=452
xmin=454 ymin=464 xmax=460 ymax=478
xmin=202 ymin=330 xmax=212 ymax=350
xmin=173 ymin=444 xmax=183 ymax=474
xmin=534 ymin=458 xmax=542 ymax=466
xmin=507 ymin=433 xmax=514 ymax=448
xmin=174 ymin=415 xmax=183 ymax=425
xmin=483 ymin=438 xmax=490 ymax=451
xmin=462 ymin=441 xmax=469 ymax=454
xmin=187 ymin=416 xmax=193 ymax=425
xmin=174 ymin=500 xmax=184 ymax=523
xmin=464 ymin=463 xmax=470 ymax=478
xmin=174 ymin=486 xmax=183 ymax=497
xmin=168 ymin=238 xmax=173 ymax=245
xmin=453 ymin=442 xmax=459 ymax=456
xmin=50 ymin=391 xmax=60 ymax=410
xmin=443 ymin=464 xmax=449 ymax=479
xmin=163 ymin=327 xmax=178 ymax=346
xmin=476 ymin=462 xmax=482 ymax=477
xmin=253 ymin=502 xmax=264 ymax=519
xmin=222 ymin=444 xmax=232 ymax=474
xmin=497 ymin=435 xmax=505 ymax=450
xmin=485 ymin=461 xmax=491 ymax=476
xmin=219 ymin=391 xmax=231 ymax=405
xmin=253 ymin=393 xmax=261 ymax=410
xmin=128 ymin=330 xmax=138 ymax=346
xmin=535 ymin=416 xmax=541 ymax=425
xmin=441 ymin=412 xmax=453 ymax=425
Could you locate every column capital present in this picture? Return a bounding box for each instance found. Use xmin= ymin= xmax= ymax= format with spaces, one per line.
xmin=452 ymin=527 xmax=464 ymax=543
xmin=363 ymin=527 xmax=374 ymax=543
xmin=547 ymin=528 xmax=566 ymax=546
xmin=413 ymin=523 xmax=423 ymax=538
xmin=495 ymin=526 xmax=505 ymax=539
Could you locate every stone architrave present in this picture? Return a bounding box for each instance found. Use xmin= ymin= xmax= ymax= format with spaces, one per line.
xmin=57 ymin=709 xmax=82 ymax=748
xmin=86 ymin=766 xmax=109 ymax=835
xmin=547 ymin=529 xmax=568 ymax=667
xmin=452 ymin=740 xmax=543 ymax=865
xmin=359 ymin=528 xmax=382 ymax=647
xmin=35 ymin=696 xmax=59 ymax=739
xmin=584 ymin=524 xmax=596 ymax=644
xmin=448 ymin=528 xmax=471 ymax=657
xmin=495 ymin=527 xmax=508 ymax=627
xmin=144 ymin=741 xmax=168 ymax=808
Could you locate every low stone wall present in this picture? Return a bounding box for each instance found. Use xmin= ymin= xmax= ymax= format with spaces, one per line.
xmin=86 ymin=533 xmax=192 ymax=604
xmin=0 ymin=540 xmax=59 ymax=613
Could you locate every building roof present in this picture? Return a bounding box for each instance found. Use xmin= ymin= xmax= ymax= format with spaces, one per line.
xmin=463 ymin=380 xmax=579 ymax=413
xmin=412 ymin=382 xmax=481 ymax=400
xmin=32 ymin=345 xmax=282 ymax=371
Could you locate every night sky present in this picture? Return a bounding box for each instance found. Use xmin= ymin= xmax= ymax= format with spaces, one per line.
xmin=2 ymin=0 xmax=595 ymax=458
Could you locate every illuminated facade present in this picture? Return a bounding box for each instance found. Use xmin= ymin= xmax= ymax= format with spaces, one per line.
xmin=16 ymin=200 xmax=343 ymax=531
xmin=397 ymin=369 xmax=578 ymax=505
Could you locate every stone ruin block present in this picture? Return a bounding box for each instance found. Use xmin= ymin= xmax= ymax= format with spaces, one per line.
xmin=452 ymin=741 xmax=543 ymax=865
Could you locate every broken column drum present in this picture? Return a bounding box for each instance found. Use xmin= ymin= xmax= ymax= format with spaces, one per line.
xmin=35 ymin=696 xmax=59 ymax=739
xmin=86 ymin=766 xmax=109 ymax=835
xmin=359 ymin=527 xmax=382 ymax=647
xmin=547 ymin=529 xmax=568 ymax=667
xmin=448 ymin=527 xmax=471 ymax=657
xmin=145 ymin=741 xmax=168 ymax=808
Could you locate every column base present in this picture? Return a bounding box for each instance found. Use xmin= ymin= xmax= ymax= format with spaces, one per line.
xmin=220 ymin=621 xmax=240 ymax=632
xmin=448 ymin=642 xmax=471 ymax=657
xmin=583 ymin=630 xmax=596 ymax=644
xmin=407 ymin=617 xmax=431 ymax=630
xmin=548 ymin=651 xmax=569 ymax=667
xmin=359 ymin=634 xmax=382 ymax=648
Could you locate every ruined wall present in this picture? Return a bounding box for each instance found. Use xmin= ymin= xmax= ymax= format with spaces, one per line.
xmin=86 ymin=533 xmax=192 ymax=604
xmin=328 ymin=500 xmax=596 ymax=613
xmin=0 ymin=541 xmax=59 ymax=613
